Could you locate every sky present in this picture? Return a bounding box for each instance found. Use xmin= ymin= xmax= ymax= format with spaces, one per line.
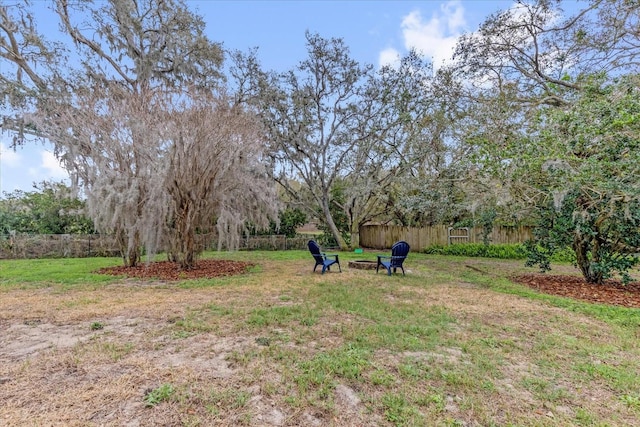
xmin=0 ymin=0 xmax=517 ymax=196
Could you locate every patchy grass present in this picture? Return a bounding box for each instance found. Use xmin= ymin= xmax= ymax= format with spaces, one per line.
xmin=1 ymin=251 xmax=640 ymax=426
xmin=0 ymin=256 xmax=123 ymax=289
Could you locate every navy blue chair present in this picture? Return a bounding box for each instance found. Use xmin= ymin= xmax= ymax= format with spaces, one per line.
xmin=308 ymin=240 xmax=341 ymax=274
xmin=376 ymin=241 xmax=410 ymax=275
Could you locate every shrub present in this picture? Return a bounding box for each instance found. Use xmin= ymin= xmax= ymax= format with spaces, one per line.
xmin=423 ymin=243 xmax=527 ymax=259
xmin=424 ymin=243 xmax=578 ymax=262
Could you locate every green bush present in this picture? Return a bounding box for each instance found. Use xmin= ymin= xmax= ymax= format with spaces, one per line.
xmin=423 ymin=243 xmax=527 ymax=259
xmin=424 ymin=243 xmax=577 ymax=262
xmin=548 ymin=246 xmax=576 ymax=263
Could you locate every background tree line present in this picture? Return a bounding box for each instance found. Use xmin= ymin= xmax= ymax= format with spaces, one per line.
xmin=0 ymin=181 xmax=93 ymax=234
xmin=1 ymin=0 xmax=638 ymax=283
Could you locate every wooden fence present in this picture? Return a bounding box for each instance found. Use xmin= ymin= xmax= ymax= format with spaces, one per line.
xmin=0 ymin=234 xmax=309 ymax=259
xmin=359 ymin=224 xmax=533 ymax=250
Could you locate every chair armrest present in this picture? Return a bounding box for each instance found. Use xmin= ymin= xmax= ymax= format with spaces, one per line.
xmin=377 ymin=255 xmax=390 ymax=266
xmin=323 ymin=253 xmax=339 ymax=260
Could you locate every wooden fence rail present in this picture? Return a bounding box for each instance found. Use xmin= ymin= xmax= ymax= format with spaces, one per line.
xmin=359 ymin=225 xmax=533 ymax=250
xmin=0 ymin=234 xmax=309 ymax=259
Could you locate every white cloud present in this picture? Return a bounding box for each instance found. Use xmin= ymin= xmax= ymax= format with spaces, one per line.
xmin=40 ymin=150 xmax=68 ymax=180
xmin=378 ymin=47 xmax=401 ymax=68
xmin=393 ymin=0 xmax=468 ymax=69
xmin=1 ymin=139 xmax=70 ymax=194
xmin=0 ymin=142 xmax=22 ymax=168
xmin=441 ymin=0 xmax=466 ymax=33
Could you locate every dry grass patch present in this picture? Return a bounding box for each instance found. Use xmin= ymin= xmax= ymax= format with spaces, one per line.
xmin=1 ymin=252 xmax=640 ymax=426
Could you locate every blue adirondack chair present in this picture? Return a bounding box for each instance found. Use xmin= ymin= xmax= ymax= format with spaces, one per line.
xmin=376 ymin=241 xmax=410 ymax=275
xmin=308 ymin=240 xmax=341 ymax=274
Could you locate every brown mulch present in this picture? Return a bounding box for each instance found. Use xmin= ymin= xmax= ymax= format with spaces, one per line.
xmin=97 ymin=259 xmax=254 ymax=281
xmin=513 ymin=274 xmax=640 ymax=309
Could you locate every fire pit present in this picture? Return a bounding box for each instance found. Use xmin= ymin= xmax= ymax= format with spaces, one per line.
xmin=348 ymin=260 xmax=378 ymax=270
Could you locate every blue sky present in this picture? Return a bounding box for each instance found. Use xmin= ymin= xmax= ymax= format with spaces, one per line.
xmin=0 ymin=0 xmax=517 ymax=195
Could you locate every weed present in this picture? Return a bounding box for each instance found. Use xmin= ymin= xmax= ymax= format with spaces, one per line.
xmin=101 ymin=342 xmax=134 ymax=361
xmin=144 ymin=383 xmax=175 ymax=407
xmin=621 ymin=394 xmax=640 ymax=410
xmin=369 ymin=369 xmax=396 ymax=386
xmin=397 ymin=362 xmax=423 ymax=380
xmin=381 ymin=393 xmax=422 ymax=426
xmin=90 ymin=321 xmax=104 ymax=330
xmin=255 ymin=336 xmax=271 ymax=346
xmin=418 ymin=392 xmax=445 ymax=412
xmin=575 ymin=408 xmax=596 ymax=425
xmin=171 ymin=310 xmax=215 ymax=337
xmin=247 ymin=304 xmax=318 ymax=328
xmin=247 ymin=305 xmax=300 ymax=327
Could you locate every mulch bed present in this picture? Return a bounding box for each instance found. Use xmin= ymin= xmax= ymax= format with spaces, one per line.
xmin=97 ymin=259 xmax=254 ymax=281
xmin=512 ymin=274 xmax=640 ymax=309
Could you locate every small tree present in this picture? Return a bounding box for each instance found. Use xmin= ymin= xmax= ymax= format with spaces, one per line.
xmin=161 ymin=93 xmax=279 ymax=269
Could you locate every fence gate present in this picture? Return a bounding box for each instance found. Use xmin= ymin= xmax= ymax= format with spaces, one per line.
xmin=447 ymin=227 xmax=469 ymax=245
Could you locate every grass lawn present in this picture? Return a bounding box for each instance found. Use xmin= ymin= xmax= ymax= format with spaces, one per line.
xmin=1 ymin=250 xmax=640 ymax=426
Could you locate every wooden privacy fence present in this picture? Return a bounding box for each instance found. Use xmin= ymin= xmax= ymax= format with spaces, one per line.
xmin=359 ymin=225 xmax=533 ymax=250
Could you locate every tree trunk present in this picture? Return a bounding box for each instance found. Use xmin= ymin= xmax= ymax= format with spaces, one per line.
xmin=179 ymin=229 xmax=196 ymax=270
xmin=127 ymin=230 xmax=141 ymax=267
xmin=126 ymin=245 xmax=140 ymax=268
xmin=116 ymin=227 xmax=140 ymax=267
xmin=116 ymin=228 xmax=128 ymax=267
xmin=350 ymin=230 xmax=360 ymax=249
xmin=321 ymin=198 xmax=349 ymax=250
xmin=173 ymin=202 xmax=197 ymax=270
xmin=573 ymin=232 xmax=603 ymax=284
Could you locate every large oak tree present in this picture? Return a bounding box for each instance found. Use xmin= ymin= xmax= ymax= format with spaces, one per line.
xmin=235 ymin=34 xmax=440 ymax=249
xmin=1 ymin=0 xmax=278 ymax=267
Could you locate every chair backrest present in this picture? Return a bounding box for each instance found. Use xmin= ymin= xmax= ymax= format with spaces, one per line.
xmin=390 ymin=241 xmax=410 ymax=266
xmin=308 ymin=240 xmax=324 ymax=263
